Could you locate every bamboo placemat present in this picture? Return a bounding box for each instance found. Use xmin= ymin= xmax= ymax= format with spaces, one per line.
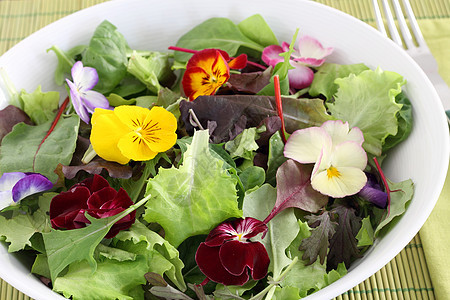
xmin=0 ymin=0 xmax=446 ymax=299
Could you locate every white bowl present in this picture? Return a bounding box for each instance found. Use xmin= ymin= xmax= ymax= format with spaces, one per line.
xmin=0 ymin=0 xmax=448 ymax=299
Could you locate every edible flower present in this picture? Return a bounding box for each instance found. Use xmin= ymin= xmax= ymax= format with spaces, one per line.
xmin=66 ymin=61 xmax=110 ymax=124
xmin=358 ymin=172 xmax=388 ymax=208
xmin=284 ymin=120 xmax=367 ymax=198
xmin=262 ymin=35 xmax=333 ymax=89
xmin=181 ymin=48 xmax=247 ymax=101
xmin=90 ymin=105 xmax=177 ymax=165
xmin=195 ymin=217 xmax=270 ymax=286
xmin=0 ymin=172 xmax=53 ymax=211
xmin=49 ymin=174 xmax=135 ymax=238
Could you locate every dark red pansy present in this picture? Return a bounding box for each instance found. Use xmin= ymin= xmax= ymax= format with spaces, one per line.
xmin=49 ymin=174 xmax=135 ymax=238
xmin=195 ymin=217 xmax=270 ymax=286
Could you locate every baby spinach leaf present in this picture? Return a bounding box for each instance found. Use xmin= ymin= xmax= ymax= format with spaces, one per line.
xmin=266 ymin=131 xmax=287 ymax=186
xmin=237 ymin=14 xmax=278 ymax=47
xmin=143 ymin=130 xmax=242 ymax=247
xmin=53 ymin=255 xmax=148 ymax=300
xmin=239 ymin=166 xmax=265 ymax=191
xmin=356 ymin=216 xmax=374 ymax=247
xmin=173 ymin=17 xmax=264 ymax=62
xmin=0 ymin=115 xmax=80 ymax=182
xmin=20 ymin=86 xmax=60 ymax=125
xmin=327 ymin=68 xmax=404 ymax=156
xmin=82 ymin=20 xmax=130 ymax=94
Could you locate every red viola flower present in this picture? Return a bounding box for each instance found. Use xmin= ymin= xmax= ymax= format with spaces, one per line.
xmin=195 ymin=217 xmax=270 ymax=286
xmin=181 ymin=48 xmax=247 ymax=101
xmin=49 ymin=174 xmax=135 ymax=238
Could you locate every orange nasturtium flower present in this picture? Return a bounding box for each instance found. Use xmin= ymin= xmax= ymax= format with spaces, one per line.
xmin=90 ymin=105 xmax=177 ymax=164
xmin=182 ymin=48 xmax=247 ymax=101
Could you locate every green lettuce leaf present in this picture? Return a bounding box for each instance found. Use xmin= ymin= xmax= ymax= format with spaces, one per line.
xmin=82 ymin=20 xmax=129 ymax=94
xmin=114 ymin=220 xmax=186 ymax=291
xmin=327 ymin=68 xmax=405 ymax=156
xmin=127 ymin=51 xmax=173 ymax=94
xmin=243 ymin=184 xmax=299 ymax=278
xmin=382 ymin=92 xmax=413 ymax=152
xmin=224 ymin=126 xmax=263 ymax=160
xmin=309 ymin=62 xmax=370 ymax=100
xmin=42 ymin=197 xmax=147 ymax=282
xmin=20 ymin=86 xmax=60 ymax=125
xmin=356 ymin=216 xmax=374 ymax=247
xmin=374 ymin=179 xmax=414 ymax=236
xmin=53 ymin=255 xmax=148 ymax=300
xmin=0 ymin=115 xmax=80 ymax=182
xmin=143 ymin=130 xmax=242 ymax=247
xmin=0 ymin=209 xmax=47 ymax=252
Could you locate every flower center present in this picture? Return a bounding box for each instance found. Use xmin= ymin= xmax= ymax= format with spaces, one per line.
xmin=327 ymin=166 xmax=341 ymax=179
xmin=236 ymin=233 xmax=244 ymax=241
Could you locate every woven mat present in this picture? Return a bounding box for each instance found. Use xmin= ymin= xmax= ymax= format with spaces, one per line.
xmin=0 ymin=0 xmax=446 ymax=299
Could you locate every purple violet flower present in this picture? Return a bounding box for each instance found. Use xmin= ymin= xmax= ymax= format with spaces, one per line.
xmin=262 ymin=36 xmax=333 ymax=89
xmin=358 ymin=173 xmax=388 ymax=208
xmin=0 ymin=172 xmax=53 ymax=210
xmin=66 ymin=61 xmax=110 ymax=124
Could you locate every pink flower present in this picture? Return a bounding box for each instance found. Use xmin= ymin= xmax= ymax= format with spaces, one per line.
xmin=262 ymin=36 xmax=333 ymax=89
xmin=195 ymin=217 xmax=270 ymax=286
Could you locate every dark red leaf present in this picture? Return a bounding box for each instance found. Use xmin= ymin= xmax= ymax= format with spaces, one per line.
xmin=227 ymin=69 xmax=271 ymax=94
xmin=60 ymin=158 xmax=133 ymax=180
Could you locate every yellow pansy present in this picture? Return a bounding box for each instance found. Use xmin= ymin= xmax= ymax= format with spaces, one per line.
xmin=90 ymin=105 xmax=177 ymax=164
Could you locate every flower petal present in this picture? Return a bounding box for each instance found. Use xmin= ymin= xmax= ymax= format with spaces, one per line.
xmin=67 ymin=79 xmax=90 ymax=124
xmin=90 ymin=108 xmax=130 ymax=164
xmin=195 ymin=242 xmax=249 ymax=286
xmin=74 ymin=63 xmax=99 ymax=91
xmin=11 ymin=174 xmax=53 ymax=203
xmin=87 ymin=186 xmax=118 ymax=209
xmin=228 ymin=54 xmax=248 ymax=69
xmin=142 ymin=106 xmax=178 ymax=153
xmin=117 ymin=131 xmax=159 ymax=161
xmin=298 ymin=35 xmax=333 ymax=60
xmin=234 ymin=217 xmax=267 ymax=240
xmin=49 ymin=186 xmax=91 ymax=229
xmin=311 ymin=167 xmax=367 ymax=198
xmin=112 ymin=105 xmax=150 ymax=131
xmin=79 ymin=174 xmax=111 ymax=194
xmin=293 ymin=57 xmax=325 ymax=67
xmin=0 ymin=191 xmax=14 ymax=211
xmin=261 ymin=45 xmax=284 ymax=67
xmin=0 ymin=172 xmax=26 ymax=191
xmin=284 ymin=126 xmax=332 ymax=164
xmin=82 ymin=90 xmax=110 ymax=113
xmin=321 ymin=120 xmax=364 ymax=146
xmin=359 ymin=183 xmax=388 ymax=208
xmin=332 ymin=141 xmax=367 ymax=169
xmin=287 ymin=62 xmax=315 ymax=89
xmin=205 ymin=222 xmax=238 ymax=247
xmin=219 ymin=240 xmax=269 ymax=280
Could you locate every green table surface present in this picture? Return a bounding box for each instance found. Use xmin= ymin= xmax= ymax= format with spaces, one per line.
xmin=0 ymin=0 xmax=449 ymax=300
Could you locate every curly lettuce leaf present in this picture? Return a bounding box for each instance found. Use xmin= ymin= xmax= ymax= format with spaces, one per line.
xmin=143 ymin=130 xmax=242 ymax=247
xmin=327 ymin=68 xmax=405 ymax=156
xmin=114 ymin=220 xmax=186 ymax=291
xmin=20 ymin=86 xmax=60 ymax=125
xmin=309 ymin=62 xmax=370 ymax=100
xmin=382 ymin=92 xmax=413 ymax=152
xmin=53 ymin=255 xmax=148 ymax=300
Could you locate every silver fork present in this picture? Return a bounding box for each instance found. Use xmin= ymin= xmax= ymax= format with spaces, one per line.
xmin=372 ymin=0 xmax=450 ymax=125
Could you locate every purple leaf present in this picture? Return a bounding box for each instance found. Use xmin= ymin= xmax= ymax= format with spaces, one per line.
xmin=0 ymin=105 xmax=33 ymax=142
xmin=299 ymin=212 xmax=337 ymax=265
xmin=327 ymin=204 xmax=362 ymax=271
xmin=58 ymin=158 xmax=133 ymax=180
xmin=226 ymin=69 xmax=272 ymax=94
xmin=179 ymin=95 xmax=331 ymax=144
xmin=264 ymin=159 xmax=328 ymax=223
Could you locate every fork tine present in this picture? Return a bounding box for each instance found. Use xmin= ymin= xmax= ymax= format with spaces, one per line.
xmin=380 ymin=0 xmax=403 ymax=47
xmin=401 ymin=0 xmax=427 ymax=48
xmin=391 ymin=0 xmax=415 ymax=49
xmin=372 ymin=0 xmax=387 ymax=36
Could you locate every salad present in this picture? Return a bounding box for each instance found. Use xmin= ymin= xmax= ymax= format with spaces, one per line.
xmin=0 ymin=14 xmax=414 ymax=300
